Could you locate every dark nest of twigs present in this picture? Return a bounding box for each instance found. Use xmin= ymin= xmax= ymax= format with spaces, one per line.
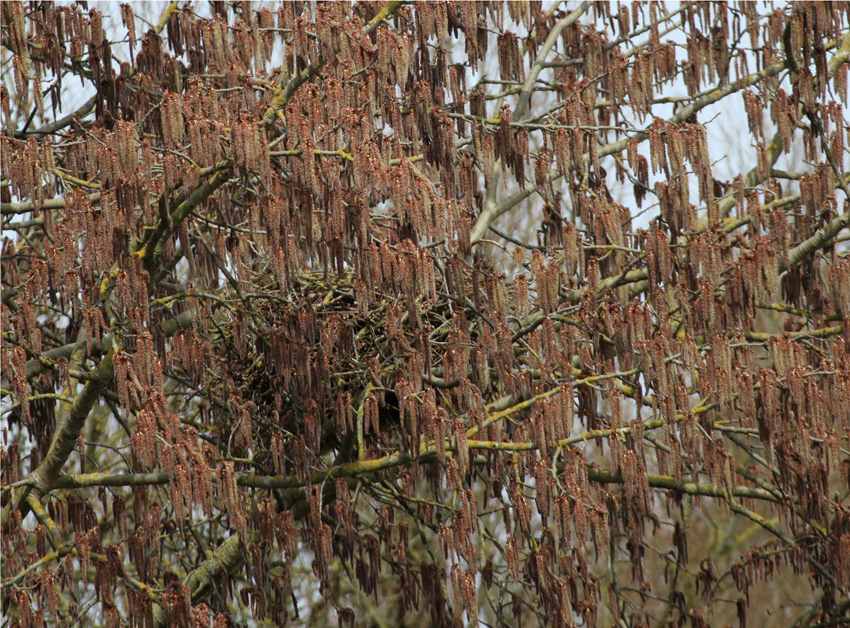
xmin=185 ymin=261 xmax=506 ymax=471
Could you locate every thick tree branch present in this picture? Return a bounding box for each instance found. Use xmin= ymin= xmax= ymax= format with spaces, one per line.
xmin=185 ymin=535 xmax=244 ymax=607
xmin=2 ymin=352 xmax=114 ymax=528
xmin=782 ymin=208 xmax=850 ymax=273
xmin=471 ymin=61 xmax=788 ymax=244
xmin=133 ymin=161 xmax=232 ymax=282
xmin=261 ymin=0 xmax=405 ymax=130
xmin=1 ymin=192 xmax=101 ymax=215
xmin=514 ymin=1 xmax=592 ymax=121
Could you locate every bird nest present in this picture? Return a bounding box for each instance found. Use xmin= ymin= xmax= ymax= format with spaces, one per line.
xmin=186 ymin=259 xmax=509 ymax=467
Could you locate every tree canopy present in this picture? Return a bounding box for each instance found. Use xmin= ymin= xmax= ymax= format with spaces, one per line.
xmin=2 ymin=1 xmax=850 ymax=626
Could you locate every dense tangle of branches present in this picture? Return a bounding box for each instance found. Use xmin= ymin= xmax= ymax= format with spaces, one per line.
xmin=2 ymin=1 xmax=850 ymax=626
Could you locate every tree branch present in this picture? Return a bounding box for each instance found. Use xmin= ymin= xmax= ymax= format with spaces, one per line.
xmin=514 ymin=1 xmax=592 ymax=121
xmin=782 ymin=209 xmax=850 ymax=272
xmin=470 ymin=61 xmax=788 ymax=245
xmin=261 ymin=0 xmax=405 ymax=130
xmin=2 ymin=352 xmax=114 ymax=528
